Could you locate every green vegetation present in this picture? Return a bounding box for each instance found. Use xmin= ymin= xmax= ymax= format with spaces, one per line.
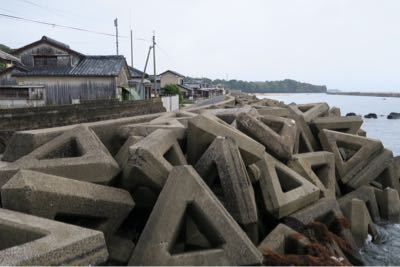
xmin=0 ymin=44 xmax=11 ymax=53
xmin=184 ymin=77 xmax=327 ymax=93
xmin=161 ymin=84 xmax=183 ymax=105
xmin=0 ymin=43 xmax=12 ymax=71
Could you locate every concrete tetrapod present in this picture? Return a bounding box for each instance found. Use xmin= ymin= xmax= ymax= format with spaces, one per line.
xmin=253 ymin=106 xmax=291 ymax=118
xmin=338 ymin=185 xmax=381 ymax=223
xmin=319 ymin=129 xmax=383 ymax=183
xmin=341 ymin=198 xmax=378 ymax=247
xmin=284 ymin=198 xmax=362 ymax=265
xmin=201 ymin=106 xmax=259 ymax=124
xmin=310 ymin=116 xmax=363 ymax=135
xmin=1 ymin=170 xmax=134 ymax=242
xmin=373 ymin=187 xmax=400 ymax=223
xmin=0 ymin=208 xmax=108 ymax=265
xmin=288 ymin=151 xmax=336 ymax=198
xmin=118 ymin=118 xmax=186 ymax=140
xmin=0 ymin=125 xmax=120 ymax=187
xmin=114 ymin=135 xmax=144 ymax=168
xmin=187 ymin=113 xmax=265 ymax=165
xmin=120 ymin=129 xmax=187 ymax=202
xmin=258 ymin=223 xmax=311 ymax=255
xmin=194 ymin=136 xmax=258 ymax=226
xmin=347 ymin=149 xmax=400 ymax=192
xmin=129 ymin=165 xmax=263 ymax=266
xmin=288 ymin=102 xmax=329 ymax=123
xmin=255 ymin=152 xmax=320 ymax=219
xmin=288 ymin=110 xmax=319 ymax=154
xmin=236 ymin=113 xmax=297 ymax=160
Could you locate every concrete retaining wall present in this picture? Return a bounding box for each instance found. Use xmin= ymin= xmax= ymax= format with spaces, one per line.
xmin=0 ymin=98 xmax=166 ymax=152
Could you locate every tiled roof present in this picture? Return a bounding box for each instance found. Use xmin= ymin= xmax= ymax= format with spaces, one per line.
xmin=14 ymin=55 xmax=127 ymax=77
xmin=128 ymin=66 xmax=148 ymax=78
xmin=159 ymin=70 xmax=185 ymax=77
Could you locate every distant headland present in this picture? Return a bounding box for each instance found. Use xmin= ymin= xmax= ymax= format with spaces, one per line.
xmin=185 ymin=77 xmax=327 ymax=93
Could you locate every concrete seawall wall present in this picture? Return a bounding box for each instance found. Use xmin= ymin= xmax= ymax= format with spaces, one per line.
xmin=0 ymin=98 xmax=166 ymax=151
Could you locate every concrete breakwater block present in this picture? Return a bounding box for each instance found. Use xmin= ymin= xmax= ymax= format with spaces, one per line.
xmin=236 ymin=113 xmax=297 ymax=160
xmin=338 ymin=185 xmax=381 ymax=222
xmin=288 ymin=151 xmax=336 ymax=198
xmin=341 ymin=198 xmax=378 ymax=247
xmin=187 ymin=113 xmax=265 ymax=165
xmin=255 ymin=152 xmax=320 ymax=219
xmin=194 ymin=136 xmax=258 ymax=226
xmin=1 ymin=92 xmax=400 ymax=265
xmin=120 ymin=129 xmax=187 ymax=198
xmin=0 ymin=208 xmax=108 ymax=265
xmin=288 ymin=102 xmax=330 ymax=123
xmin=347 ymin=148 xmax=399 ymax=191
xmin=319 ymin=129 xmax=383 ymax=183
xmin=129 ymin=166 xmax=262 ymax=266
xmin=0 ymin=125 xmax=120 ymax=187
xmin=1 ymin=170 xmax=134 ymax=242
xmin=258 ymin=223 xmax=311 ymax=255
xmin=310 ymin=116 xmax=363 ymax=135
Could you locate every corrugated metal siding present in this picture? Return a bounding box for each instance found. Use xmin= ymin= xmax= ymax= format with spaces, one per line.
xmin=18 ymin=77 xmax=116 ymax=105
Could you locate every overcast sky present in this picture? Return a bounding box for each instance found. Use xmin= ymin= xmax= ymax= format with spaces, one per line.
xmin=1 ymin=0 xmax=399 ymax=91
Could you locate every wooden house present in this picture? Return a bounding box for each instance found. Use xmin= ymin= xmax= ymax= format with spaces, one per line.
xmin=0 ymin=36 xmax=136 ymax=105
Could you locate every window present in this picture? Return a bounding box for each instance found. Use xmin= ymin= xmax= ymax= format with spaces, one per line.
xmin=34 ymin=56 xmax=57 ymax=67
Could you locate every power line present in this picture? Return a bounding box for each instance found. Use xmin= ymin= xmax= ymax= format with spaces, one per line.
xmin=0 ymin=13 xmax=127 ymax=38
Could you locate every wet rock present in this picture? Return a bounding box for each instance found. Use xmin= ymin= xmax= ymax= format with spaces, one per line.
xmin=387 ymin=112 xmax=400 ymax=119
xmin=364 ymin=113 xmax=377 ymax=119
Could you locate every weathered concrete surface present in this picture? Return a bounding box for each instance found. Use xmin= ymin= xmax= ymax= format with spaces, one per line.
xmin=310 ymin=116 xmax=363 ymax=135
xmin=0 ymin=92 xmax=398 ymax=265
xmin=341 ymin=198 xmax=377 ymax=247
xmin=338 ymin=185 xmax=381 ymax=222
xmin=288 ymin=102 xmax=329 ymax=123
xmin=194 ymin=136 xmax=257 ymax=225
xmin=289 ymin=110 xmax=319 ymax=154
xmin=114 ymin=135 xmax=144 ymax=168
xmin=187 ymin=113 xmax=265 ymax=165
xmin=288 ymin=151 xmax=336 ymax=198
xmin=201 ymin=106 xmax=259 ymax=124
xmin=347 ymin=148 xmax=399 ymax=191
xmin=374 ymin=187 xmax=400 ymax=222
xmin=0 ymin=208 xmax=108 ymax=265
xmin=236 ymin=113 xmax=297 ymax=160
xmin=2 ymin=112 xmax=161 ymax=162
xmin=319 ymin=129 xmax=383 ymax=183
xmin=329 ymin=106 xmax=341 ymax=117
xmin=120 ymin=129 xmax=187 ymax=201
xmin=118 ymin=118 xmax=186 ymax=140
xmin=258 ymin=223 xmax=310 ymax=254
xmin=254 ymin=106 xmax=291 ymax=117
xmin=0 ymin=125 xmax=120 ymax=187
xmin=255 ymin=152 xmax=320 ymax=219
xmin=129 ymin=166 xmax=263 ymax=266
xmin=284 ymin=197 xmax=362 ymax=265
xmin=1 ymin=170 xmax=134 ymax=242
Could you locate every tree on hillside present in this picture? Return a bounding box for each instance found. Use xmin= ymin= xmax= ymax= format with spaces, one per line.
xmin=0 ymin=44 xmax=12 ymax=70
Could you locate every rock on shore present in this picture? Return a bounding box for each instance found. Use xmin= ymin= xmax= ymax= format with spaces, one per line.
xmin=0 ymin=92 xmax=399 ymax=266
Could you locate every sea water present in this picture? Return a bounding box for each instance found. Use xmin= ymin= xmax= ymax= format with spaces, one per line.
xmin=257 ymin=93 xmax=400 ymax=265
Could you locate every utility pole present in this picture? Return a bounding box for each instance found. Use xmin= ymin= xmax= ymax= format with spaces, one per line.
xmin=130 ymin=29 xmax=133 ymax=67
xmin=152 ymin=32 xmax=157 ymax=96
xmin=141 ymin=46 xmax=152 ymax=99
xmin=114 ymin=18 xmax=119 ymax=55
